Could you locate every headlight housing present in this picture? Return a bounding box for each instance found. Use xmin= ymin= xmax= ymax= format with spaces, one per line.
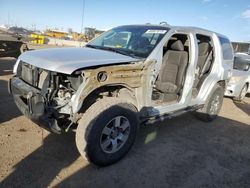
xmin=230 ymin=76 xmax=241 ymax=83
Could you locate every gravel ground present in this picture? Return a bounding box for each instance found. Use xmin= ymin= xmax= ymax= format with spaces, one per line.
xmin=0 ymin=56 xmax=250 ymax=188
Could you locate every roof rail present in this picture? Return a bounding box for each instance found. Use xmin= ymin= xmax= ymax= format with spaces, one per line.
xmin=159 ymin=22 xmax=170 ymax=26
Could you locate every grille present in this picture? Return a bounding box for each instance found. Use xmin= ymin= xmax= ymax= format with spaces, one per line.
xmin=20 ymin=63 xmax=33 ymax=85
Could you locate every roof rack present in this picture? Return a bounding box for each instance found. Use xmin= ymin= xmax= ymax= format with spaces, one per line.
xmin=159 ymin=22 xmax=170 ymax=26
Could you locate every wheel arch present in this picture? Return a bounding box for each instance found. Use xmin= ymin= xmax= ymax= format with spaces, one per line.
xmin=217 ymin=80 xmax=226 ymax=91
xmin=201 ymin=80 xmax=226 ymax=105
xmin=77 ymin=84 xmax=139 ymax=114
xmin=246 ymin=82 xmax=249 ymax=90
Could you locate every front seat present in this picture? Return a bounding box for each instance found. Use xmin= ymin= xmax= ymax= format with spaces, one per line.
xmin=155 ymin=40 xmax=188 ymax=97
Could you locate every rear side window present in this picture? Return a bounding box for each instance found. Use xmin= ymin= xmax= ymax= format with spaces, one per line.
xmin=219 ymin=37 xmax=233 ymax=60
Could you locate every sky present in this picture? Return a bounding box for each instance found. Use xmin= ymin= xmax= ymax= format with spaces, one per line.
xmin=0 ymin=0 xmax=250 ymax=41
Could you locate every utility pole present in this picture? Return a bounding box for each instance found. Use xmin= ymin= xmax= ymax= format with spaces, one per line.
xmin=80 ymin=0 xmax=85 ymax=34
xmin=7 ymin=12 xmax=10 ymax=27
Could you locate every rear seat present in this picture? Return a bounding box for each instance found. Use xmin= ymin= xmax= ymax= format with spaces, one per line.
xmin=193 ymin=42 xmax=213 ymax=89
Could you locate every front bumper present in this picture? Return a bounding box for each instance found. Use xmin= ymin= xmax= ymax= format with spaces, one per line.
xmin=224 ymin=83 xmax=243 ymax=97
xmin=9 ymin=77 xmax=61 ymax=133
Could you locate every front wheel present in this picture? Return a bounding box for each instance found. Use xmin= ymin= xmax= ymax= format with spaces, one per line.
xmin=75 ymin=97 xmax=139 ymax=166
xmin=194 ymin=85 xmax=224 ymax=122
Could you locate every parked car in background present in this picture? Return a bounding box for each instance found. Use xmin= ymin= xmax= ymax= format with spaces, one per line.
xmin=9 ymin=24 xmax=233 ymax=166
xmin=0 ymin=30 xmax=28 ymax=58
xmin=225 ymin=52 xmax=250 ymax=101
xmin=8 ymin=26 xmax=33 ymax=38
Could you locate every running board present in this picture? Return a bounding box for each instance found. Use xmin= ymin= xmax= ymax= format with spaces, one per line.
xmin=142 ymin=104 xmax=204 ymax=125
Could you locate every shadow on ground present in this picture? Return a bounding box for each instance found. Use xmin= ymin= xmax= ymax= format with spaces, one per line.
xmin=1 ymin=114 xmax=250 ymax=188
xmin=0 ymin=80 xmax=21 ymax=124
xmin=234 ymin=100 xmax=250 ymax=116
xmin=0 ymin=58 xmax=21 ymax=123
xmin=1 ymin=132 xmax=79 ymax=188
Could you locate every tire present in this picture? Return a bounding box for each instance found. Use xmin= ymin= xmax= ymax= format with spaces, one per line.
xmin=233 ymin=84 xmax=248 ymax=102
xmin=194 ymin=85 xmax=224 ymax=122
xmin=75 ymin=97 xmax=139 ymax=166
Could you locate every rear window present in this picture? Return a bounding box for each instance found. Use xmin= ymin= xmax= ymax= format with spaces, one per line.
xmin=219 ymin=37 xmax=233 ymax=60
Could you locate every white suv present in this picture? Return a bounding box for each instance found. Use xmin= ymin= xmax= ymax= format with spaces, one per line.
xmin=225 ymin=52 xmax=250 ymax=101
xmin=9 ymin=25 xmax=234 ymax=166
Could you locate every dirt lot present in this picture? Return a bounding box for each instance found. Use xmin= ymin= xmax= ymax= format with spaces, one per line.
xmin=0 ymin=56 xmax=250 ymax=188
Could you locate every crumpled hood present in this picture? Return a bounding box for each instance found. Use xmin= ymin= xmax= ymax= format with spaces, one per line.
xmin=19 ymin=47 xmax=139 ymax=74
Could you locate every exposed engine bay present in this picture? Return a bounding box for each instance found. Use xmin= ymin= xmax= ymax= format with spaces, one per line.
xmin=12 ymin=61 xmax=84 ymax=133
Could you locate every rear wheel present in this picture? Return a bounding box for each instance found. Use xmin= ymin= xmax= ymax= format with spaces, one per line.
xmin=194 ymin=85 xmax=224 ymax=122
xmin=75 ymin=97 xmax=138 ymax=166
xmin=234 ymin=84 xmax=248 ymax=101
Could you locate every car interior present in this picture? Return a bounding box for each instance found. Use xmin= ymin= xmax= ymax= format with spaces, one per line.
xmin=152 ymin=34 xmax=190 ymax=104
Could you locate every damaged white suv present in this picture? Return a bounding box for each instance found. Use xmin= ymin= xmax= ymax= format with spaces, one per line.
xmin=9 ymin=25 xmax=233 ymax=166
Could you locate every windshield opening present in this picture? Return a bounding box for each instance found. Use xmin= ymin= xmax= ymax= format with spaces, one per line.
xmin=87 ymin=25 xmax=169 ymax=58
xmin=233 ymin=56 xmax=250 ymax=71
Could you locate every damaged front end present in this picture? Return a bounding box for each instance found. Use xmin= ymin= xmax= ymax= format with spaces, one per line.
xmin=9 ymin=61 xmax=83 ymax=134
